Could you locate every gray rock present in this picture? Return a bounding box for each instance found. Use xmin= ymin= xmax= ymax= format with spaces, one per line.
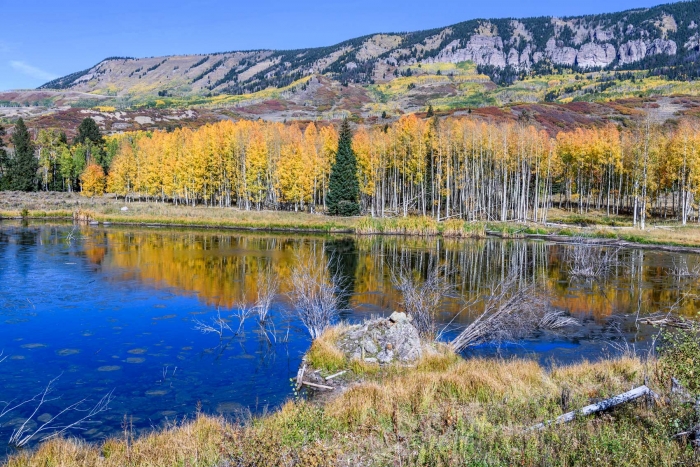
xmin=337 ymin=317 xmax=422 ymax=365
xmin=362 ymin=339 xmax=378 ymax=354
xmin=619 ymin=39 xmax=676 ymax=65
xmin=377 ymin=349 xmax=395 ymax=364
xmin=619 ymin=39 xmax=647 ymax=65
xmin=684 ymin=33 xmax=700 ymax=50
xmin=120 ymin=206 xmax=129 ymax=212
xmin=647 ymin=39 xmax=677 ymax=56
xmin=576 ymin=43 xmax=616 ymax=69
xmin=425 ymin=36 xmax=506 ymax=68
xmin=545 ymin=38 xmax=577 ymax=66
xmin=389 ymin=311 xmax=408 ymax=323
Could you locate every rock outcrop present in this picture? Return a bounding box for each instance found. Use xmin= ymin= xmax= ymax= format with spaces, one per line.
xmin=576 ymin=43 xmax=616 ymax=68
xmin=336 ymin=312 xmax=422 ymax=365
xmin=619 ymin=39 xmax=677 ymax=65
xmin=428 ymin=36 xmax=507 ymax=68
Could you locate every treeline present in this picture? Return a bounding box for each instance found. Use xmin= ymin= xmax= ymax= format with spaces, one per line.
xmin=104 ymin=116 xmax=700 ymax=228
xmin=3 ymin=114 xmax=700 ymax=228
xmin=0 ymin=117 xmax=112 ymax=195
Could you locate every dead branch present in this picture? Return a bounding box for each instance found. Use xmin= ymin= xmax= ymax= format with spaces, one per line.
xmin=192 ymin=309 xmax=233 ymax=338
xmin=670 ymin=257 xmax=700 ymax=279
xmin=302 ymin=381 xmax=334 ymax=390
xmin=325 ymin=370 xmax=348 ymax=381
xmin=392 ymin=263 xmax=453 ymax=340
xmin=288 ymin=252 xmax=345 ymax=340
xmin=450 ymin=277 xmax=577 ymax=352
xmin=567 ymin=239 xmax=620 ymax=279
xmin=637 ymin=313 xmax=695 ymax=330
xmin=531 ymin=385 xmax=658 ymax=430
xmin=254 ymin=270 xmax=279 ymax=343
xmin=254 ymin=270 xmax=279 ymax=324
xmin=3 ymin=374 xmax=114 ymax=448
xmin=295 ymin=360 xmax=306 ymax=391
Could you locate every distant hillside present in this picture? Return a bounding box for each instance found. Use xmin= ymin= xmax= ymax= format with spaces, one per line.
xmin=40 ymin=0 xmax=700 ymax=100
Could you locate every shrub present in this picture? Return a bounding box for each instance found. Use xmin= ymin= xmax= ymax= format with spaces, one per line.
xmin=658 ymin=328 xmax=700 ymax=394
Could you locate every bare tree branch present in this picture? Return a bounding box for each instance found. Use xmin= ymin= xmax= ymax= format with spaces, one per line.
xmin=392 ymin=263 xmax=454 ymax=340
xmin=450 ymin=275 xmax=577 ymax=352
xmin=1 ymin=373 xmax=114 ymax=448
xmin=192 ymin=308 xmax=233 ymax=338
xmin=288 ymin=252 xmax=345 ymax=340
xmin=567 ymin=239 xmax=620 ymax=280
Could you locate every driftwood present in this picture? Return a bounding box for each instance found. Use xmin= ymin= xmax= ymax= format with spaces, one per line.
xmin=302 ymin=381 xmax=334 ymax=390
xmin=638 ymin=315 xmax=695 ymax=330
xmin=532 ymin=385 xmax=658 ymax=430
xmin=325 ymin=370 xmax=348 ymax=381
xmin=295 ymin=361 xmax=307 ymax=391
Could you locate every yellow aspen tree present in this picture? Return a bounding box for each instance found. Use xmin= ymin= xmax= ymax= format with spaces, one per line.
xmin=80 ymin=163 xmax=106 ymax=197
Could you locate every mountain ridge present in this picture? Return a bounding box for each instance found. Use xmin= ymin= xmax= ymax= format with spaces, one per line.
xmin=40 ymin=0 xmax=700 ymax=99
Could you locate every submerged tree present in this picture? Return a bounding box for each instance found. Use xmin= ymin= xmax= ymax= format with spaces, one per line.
xmin=8 ymin=118 xmax=38 ymax=191
xmin=326 ymin=119 xmax=361 ymax=216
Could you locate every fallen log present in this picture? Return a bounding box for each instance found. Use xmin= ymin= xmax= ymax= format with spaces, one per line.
xmin=532 ymin=385 xmax=658 ymax=430
xmin=302 ymin=381 xmax=334 ymax=391
xmin=638 ymin=316 xmax=694 ymax=330
xmin=325 ymin=370 xmax=348 ymax=382
xmin=295 ymin=361 xmax=307 ymax=391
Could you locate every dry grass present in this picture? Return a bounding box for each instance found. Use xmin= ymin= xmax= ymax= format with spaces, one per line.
xmin=306 ymin=324 xmax=350 ymax=372
xmin=6 ymin=336 xmax=696 ymax=467
xmin=0 ymin=192 xmax=355 ymax=233
xmin=4 ymin=192 xmax=700 ymax=248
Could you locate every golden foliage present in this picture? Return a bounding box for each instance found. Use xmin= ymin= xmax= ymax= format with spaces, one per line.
xmin=80 ymin=163 xmax=106 ymax=197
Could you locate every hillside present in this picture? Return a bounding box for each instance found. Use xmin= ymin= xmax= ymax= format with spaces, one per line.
xmin=40 ymin=1 xmax=700 ymax=98
xmin=2 ymin=1 xmax=700 ymax=130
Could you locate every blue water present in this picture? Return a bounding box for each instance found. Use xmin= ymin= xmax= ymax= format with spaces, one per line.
xmin=0 ymin=224 xmax=310 ymax=449
xmin=0 ymin=222 xmax=696 ymax=453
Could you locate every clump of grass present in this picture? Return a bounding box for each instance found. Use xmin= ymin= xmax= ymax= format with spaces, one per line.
xmin=355 ymin=216 xmax=439 ymax=236
xmin=306 ymin=325 xmax=349 ymax=373
xmin=441 ymin=219 xmax=486 ymax=238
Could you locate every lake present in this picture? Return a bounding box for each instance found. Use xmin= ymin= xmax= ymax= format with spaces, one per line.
xmin=1 ymin=221 xmax=698 ymax=450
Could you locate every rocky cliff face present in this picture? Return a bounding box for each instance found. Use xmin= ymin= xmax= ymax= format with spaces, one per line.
xmin=40 ymin=1 xmax=700 ymax=97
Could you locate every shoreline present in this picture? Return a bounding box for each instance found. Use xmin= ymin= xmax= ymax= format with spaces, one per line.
xmin=3 ymin=209 xmax=700 ymax=253
xmin=6 ymin=329 xmax=699 ymax=466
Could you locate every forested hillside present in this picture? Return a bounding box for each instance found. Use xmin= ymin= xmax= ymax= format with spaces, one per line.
xmin=39 ymin=1 xmax=700 ymax=99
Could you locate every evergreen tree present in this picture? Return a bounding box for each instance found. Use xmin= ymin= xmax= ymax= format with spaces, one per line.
xmin=326 ymin=119 xmax=360 ymax=216
xmin=74 ymin=118 xmax=106 ymax=169
xmin=8 ymin=118 xmax=38 ymax=191
xmin=0 ymin=123 xmax=8 ymax=189
xmin=426 ymin=105 xmax=434 ymax=117
xmin=74 ymin=118 xmax=104 ymax=147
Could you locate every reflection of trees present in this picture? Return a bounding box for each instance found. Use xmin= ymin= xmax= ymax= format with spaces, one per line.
xmin=324 ymin=237 xmax=358 ymax=313
xmin=71 ymin=227 xmax=700 ymax=322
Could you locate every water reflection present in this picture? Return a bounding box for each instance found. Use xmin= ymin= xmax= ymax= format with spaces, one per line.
xmin=73 ymin=228 xmax=699 ymax=321
xmin=0 ymin=222 xmax=698 ymax=452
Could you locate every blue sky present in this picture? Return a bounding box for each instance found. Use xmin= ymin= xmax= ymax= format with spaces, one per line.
xmin=0 ymin=0 xmax=672 ymax=91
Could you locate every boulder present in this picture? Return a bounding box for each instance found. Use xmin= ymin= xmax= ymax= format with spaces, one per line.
xmin=337 ymin=315 xmax=422 ymax=365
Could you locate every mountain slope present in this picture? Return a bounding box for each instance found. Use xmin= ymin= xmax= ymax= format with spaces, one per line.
xmin=40 ymin=0 xmax=700 ymax=100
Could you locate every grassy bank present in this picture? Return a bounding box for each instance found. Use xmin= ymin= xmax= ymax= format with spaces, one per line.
xmin=3 ymin=192 xmax=700 ymax=248
xmin=7 ymin=326 xmax=699 ymax=466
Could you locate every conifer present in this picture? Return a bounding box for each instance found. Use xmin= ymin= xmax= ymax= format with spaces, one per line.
xmin=8 ymin=118 xmax=38 ymax=191
xmin=326 ymin=119 xmax=360 ymax=216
